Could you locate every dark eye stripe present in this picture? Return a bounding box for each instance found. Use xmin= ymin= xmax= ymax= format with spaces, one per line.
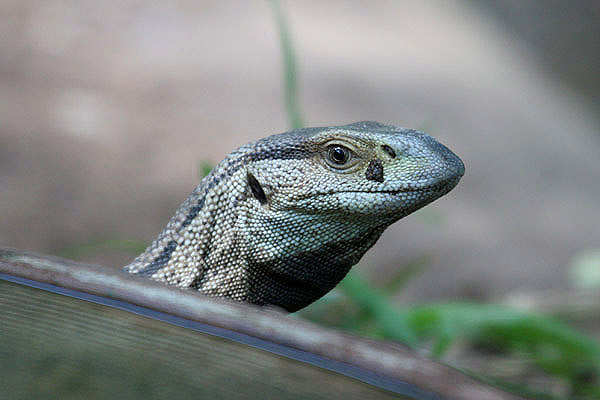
xmin=381 ymin=144 xmax=396 ymax=158
xmin=247 ymin=173 xmax=268 ymax=204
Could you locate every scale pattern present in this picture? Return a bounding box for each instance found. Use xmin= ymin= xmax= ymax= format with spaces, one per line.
xmin=124 ymin=121 xmax=465 ymax=312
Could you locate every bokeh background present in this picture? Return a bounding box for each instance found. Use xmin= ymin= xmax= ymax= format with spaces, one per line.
xmin=2 ymin=0 xmax=600 ymax=397
xmin=2 ymin=0 xmax=599 ymax=300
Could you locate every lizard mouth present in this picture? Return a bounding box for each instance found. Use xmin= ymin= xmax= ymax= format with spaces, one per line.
xmin=392 ymin=174 xmax=463 ymax=194
xmin=294 ymin=187 xmax=446 ymax=203
xmin=300 ymin=175 xmax=462 ymax=199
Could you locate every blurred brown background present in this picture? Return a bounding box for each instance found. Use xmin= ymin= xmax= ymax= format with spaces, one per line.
xmin=1 ymin=0 xmax=599 ymax=304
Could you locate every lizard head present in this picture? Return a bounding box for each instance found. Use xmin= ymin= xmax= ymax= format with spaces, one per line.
xmin=236 ymin=121 xmax=464 ymax=310
xmin=246 ymin=120 xmax=464 ymax=221
xmin=125 ymin=121 xmax=464 ymax=312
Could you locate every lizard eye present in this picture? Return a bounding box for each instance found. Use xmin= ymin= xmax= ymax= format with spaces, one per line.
xmin=327 ymin=145 xmax=351 ymax=166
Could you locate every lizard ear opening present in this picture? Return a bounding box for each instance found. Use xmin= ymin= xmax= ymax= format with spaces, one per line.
xmin=381 ymin=144 xmax=396 ymax=158
xmin=247 ymin=172 xmax=268 ymax=205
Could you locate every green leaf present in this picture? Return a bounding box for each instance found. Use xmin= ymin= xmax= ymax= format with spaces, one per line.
xmin=268 ymin=0 xmax=303 ymax=129
xmin=382 ymin=254 xmax=430 ymax=295
xmin=338 ymin=272 xmax=418 ymax=346
xmin=198 ymin=161 xmax=214 ymax=179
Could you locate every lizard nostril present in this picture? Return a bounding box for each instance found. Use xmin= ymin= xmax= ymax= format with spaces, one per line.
xmin=366 ymin=159 xmax=384 ymax=182
xmin=381 ymin=144 xmax=396 ymax=159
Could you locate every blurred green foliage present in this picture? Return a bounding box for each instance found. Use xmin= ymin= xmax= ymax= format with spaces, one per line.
xmin=299 ymin=272 xmax=600 ymax=399
xmin=569 ymin=249 xmax=600 ymax=289
xmin=198 ymin=161 xmax=214 ymax=180
xmin=268 ymin=0 xmax=303 ymax=129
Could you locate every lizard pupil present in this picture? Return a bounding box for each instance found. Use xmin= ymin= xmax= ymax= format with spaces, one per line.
xmin=329 ymin=146 xmax=349 ymax=164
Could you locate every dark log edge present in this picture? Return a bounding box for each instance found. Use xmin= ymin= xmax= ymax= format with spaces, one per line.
xmin=0 ymin=248 xmax=524 ymax=400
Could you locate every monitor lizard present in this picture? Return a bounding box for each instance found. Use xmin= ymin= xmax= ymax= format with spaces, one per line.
xmin=124 ymin=121 xmax=464 ymax=312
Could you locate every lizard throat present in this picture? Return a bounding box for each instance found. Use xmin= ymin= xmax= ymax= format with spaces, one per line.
xmin=243 ymin=226 xmax=385 ymax=312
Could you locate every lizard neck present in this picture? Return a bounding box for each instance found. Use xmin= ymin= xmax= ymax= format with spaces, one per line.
xmin=243 ymin=223 xmax=386 ymax=312
xmin=189 ymin=166 xmax=390 ymax=312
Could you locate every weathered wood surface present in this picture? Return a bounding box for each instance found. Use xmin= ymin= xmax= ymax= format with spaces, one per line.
xmin=0 ymin=248 xmax=525 ymax=400
xmin=3 ymin=280 xmax=402 ymax=400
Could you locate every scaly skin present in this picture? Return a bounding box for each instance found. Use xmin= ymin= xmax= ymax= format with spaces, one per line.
xmin=124 ymin=121 xmax=464 ymax=311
